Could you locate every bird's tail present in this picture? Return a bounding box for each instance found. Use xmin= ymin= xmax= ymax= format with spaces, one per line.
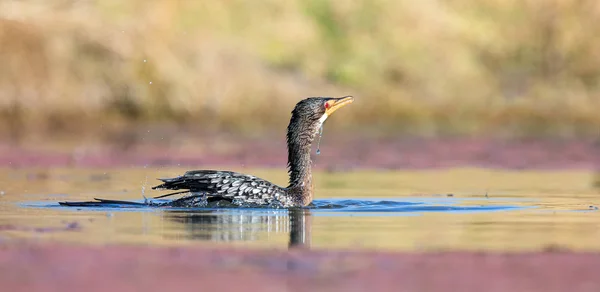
xmin=58 ymin=189 xmax=191 ymax=208
xmin=58 ymin=198 xmax=148 ymax=208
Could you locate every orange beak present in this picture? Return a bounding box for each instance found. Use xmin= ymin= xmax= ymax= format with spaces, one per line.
xmin=325 ymin=96 xmax=354 ymax=116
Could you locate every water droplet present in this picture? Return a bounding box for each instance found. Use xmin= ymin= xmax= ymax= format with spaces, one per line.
xmin=315 ymin=124 xmax=324 ymax=155
xmin=149 ymin=81 xmax=152 ymax=84
xmin=143 ymin=59 xmax=147 ymax=62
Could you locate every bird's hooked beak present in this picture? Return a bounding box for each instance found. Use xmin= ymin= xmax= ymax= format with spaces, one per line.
xmin=324 ymin=95 xmax=354 ymax=116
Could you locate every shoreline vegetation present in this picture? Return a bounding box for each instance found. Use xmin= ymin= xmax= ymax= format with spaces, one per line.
xmin=1 ymin=1 xmax=600 ymax=140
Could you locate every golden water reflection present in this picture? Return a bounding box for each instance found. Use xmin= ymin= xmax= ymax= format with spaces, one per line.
xmin=0 ymin=167 xmax=599 ymax=252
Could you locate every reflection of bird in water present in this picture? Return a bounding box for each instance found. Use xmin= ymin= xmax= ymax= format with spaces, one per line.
xmin=165 ymin=209 xmax=311 ymax=248
xmin=288 ymin=208 xmax=311 ymax=248
xmin=60 ymin=96 xmax=353 ymax=208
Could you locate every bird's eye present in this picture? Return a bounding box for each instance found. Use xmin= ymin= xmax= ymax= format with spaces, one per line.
xmin=324 ymin=102 xmax=330 ymax=109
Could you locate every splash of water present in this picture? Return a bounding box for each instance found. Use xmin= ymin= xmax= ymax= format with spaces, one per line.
xmin=141 ymin=165 xmax=149 ymax=204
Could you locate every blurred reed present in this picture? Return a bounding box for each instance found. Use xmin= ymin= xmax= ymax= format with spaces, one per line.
xmin=1 ymin=0 xmax=599 ymax=140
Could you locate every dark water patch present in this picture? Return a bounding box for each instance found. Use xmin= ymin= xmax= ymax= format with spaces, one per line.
xmin=0 ymin=221 xmax=81 ymax=233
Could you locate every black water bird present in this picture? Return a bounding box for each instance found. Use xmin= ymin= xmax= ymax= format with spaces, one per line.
xmin=59 ymin=96 xmax=354 ymax=208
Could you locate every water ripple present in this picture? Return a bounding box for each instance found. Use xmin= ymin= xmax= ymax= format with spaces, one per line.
xmin=310 ymin=198 xmax=528 ymax=214
xmin=20 ymin=197 xmax=532 ymax=216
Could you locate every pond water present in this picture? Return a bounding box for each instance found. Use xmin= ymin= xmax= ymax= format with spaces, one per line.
xmin=1 ymin=167 xmax=599 ymax=251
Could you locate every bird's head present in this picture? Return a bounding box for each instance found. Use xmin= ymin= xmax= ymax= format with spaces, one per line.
xmin=289 ymin=96 xmax=354 ymax=137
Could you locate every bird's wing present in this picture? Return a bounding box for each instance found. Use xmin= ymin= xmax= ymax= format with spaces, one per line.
xmin=152 ymin=170 xmax=286 ymax=204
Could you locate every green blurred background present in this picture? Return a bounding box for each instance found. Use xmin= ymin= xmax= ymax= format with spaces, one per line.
xmin=1 ymin=0 xmax=599 ymax=141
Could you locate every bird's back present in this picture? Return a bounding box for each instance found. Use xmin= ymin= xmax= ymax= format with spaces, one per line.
xmin=153 ymin=170 xmax=290 ymax=206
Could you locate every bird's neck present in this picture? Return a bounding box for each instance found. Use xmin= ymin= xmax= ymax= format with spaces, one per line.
xmin=287 ymin=140 xmax=313 ymax=189
xmin=286 ymin=116 xmax=320 ymax=204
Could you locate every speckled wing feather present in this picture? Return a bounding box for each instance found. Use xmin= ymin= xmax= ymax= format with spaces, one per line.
xmin=152 ymin=170 xmax=288 ymax=205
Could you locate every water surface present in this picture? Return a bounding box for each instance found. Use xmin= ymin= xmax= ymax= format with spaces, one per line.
xmin=1 ymin=167 xmax=599 ymax=251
